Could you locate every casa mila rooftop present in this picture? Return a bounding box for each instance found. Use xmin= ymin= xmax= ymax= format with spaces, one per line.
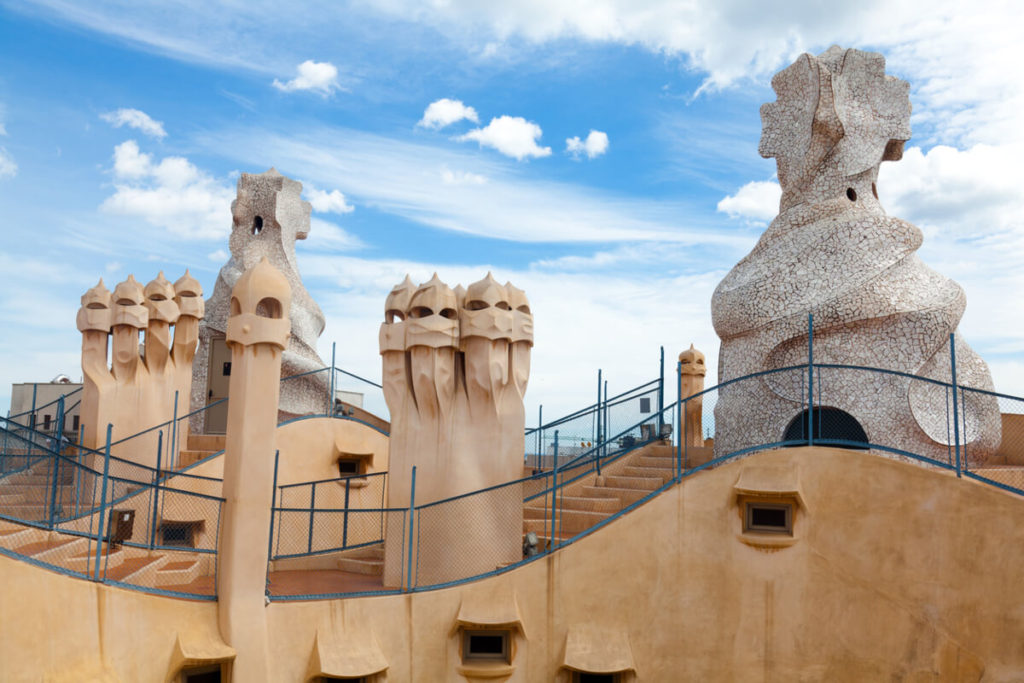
xmin=2 ymin=47 xmax=1024 ymax=682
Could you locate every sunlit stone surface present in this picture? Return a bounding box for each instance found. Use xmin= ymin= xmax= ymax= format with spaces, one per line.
xmin=711 ymin=46 xmax=1000 ymax=463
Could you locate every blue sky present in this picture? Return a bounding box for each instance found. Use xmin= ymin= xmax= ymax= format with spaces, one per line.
xmin=1 ymin=0 xmax=1022 ymax=421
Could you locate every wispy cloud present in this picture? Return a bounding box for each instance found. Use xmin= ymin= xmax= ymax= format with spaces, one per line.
xmin=100 ymin=108 xmax=167 ymax=139
xmin=0 ymin=147 xmax=16 ymax=179
xmin=194 ymin=124 xmax=743 ymax=246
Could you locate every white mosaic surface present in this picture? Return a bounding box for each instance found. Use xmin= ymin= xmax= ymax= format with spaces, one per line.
xmin=192 ymin=169 xmax=329 ymax=427
xmin=711 ymin=47 xmax=1001 ymax=463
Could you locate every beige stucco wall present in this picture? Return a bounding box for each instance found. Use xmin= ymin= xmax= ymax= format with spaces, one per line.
xmin=3 ymin=446 xmax=1024 ymax=681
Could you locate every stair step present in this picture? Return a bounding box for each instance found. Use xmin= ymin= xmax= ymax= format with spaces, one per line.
xmin=634 ymin=455 xmax=677 ymax=468
xmin=602 ymin=475 xmax=663 ymax=490
xmin=186 ymin=434 xmax=226 ymax=452
xmin=621 ymin=465 xmax=674 ymax=482
xmin=580 ymin=486 xmax=653 ymax=506
xmin=337 ymin=557 xmax=383 ymax=575
xmin=103 ymin=555 xmax=159 ymax=582
xmin=15 ymin=537 xmax=78 ymax=557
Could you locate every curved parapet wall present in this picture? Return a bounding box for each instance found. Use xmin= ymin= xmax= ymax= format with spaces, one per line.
xmin=711 ymin=46 xmax=1000 ymax=463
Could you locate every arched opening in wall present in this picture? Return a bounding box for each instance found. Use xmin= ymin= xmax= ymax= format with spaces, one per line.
xmin=783 ymin=407 xmax=868 ymax=449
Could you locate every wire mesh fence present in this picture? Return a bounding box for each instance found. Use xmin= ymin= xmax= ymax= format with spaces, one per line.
xmin=0 ymin=420 xmax=223 ymax=599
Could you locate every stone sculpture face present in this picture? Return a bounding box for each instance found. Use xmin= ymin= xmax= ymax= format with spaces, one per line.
xmin=461 ymin=273 xmax=513 ymax=342
xmin=174 ymin=270 xmax=204 ymax=319
xmin=226 ymin=258 xmax=292 ymax=350
xmin=76 ymin=279 xmax=112 ymax=333
xmin=144 ymin=272 xmax=180 ymax=324
xmin=506 ymin=282 xmax=533 ymax=346
xmin=759 ymin=46 xmax=911 ymax=211
xmin=406 ymin=274 xmax=459 ymax=349
xmin=112 ymin=275 xmax=148 ymax=330
xmin=679 ymin=344 xmax=706 ymax=377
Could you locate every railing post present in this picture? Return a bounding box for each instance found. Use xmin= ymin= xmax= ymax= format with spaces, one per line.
xmin=93 ymin=424 xmax=113 ymax=582
xmin=48 ymin=396 xmax=66 ymax=528
xmin=307 ymin=482 xmax=317 ymax=554
xmin=150 ymin=431 xmax=163 ymax=549
xmin=551 ymin=430 xmax=559 ymax=550
xmin=406 ymin=466 xmax=417 ymax=592
xmin=170 ymin=391 xmax=180 ymax=471
xmin=596 ymin=369 xmax=602 ymax=449
xmin=75 ymin=424 xmax=84 ymax=516
xmin=603 ymin=379 xmax=609 ymax=461
xmin=342 ymin=478 xmax=351 ymax=549
xmin=807 ymin=314 xmax=814 ymax=447
xmin=678 ymin=361 xmax=684 ymax=476
xmin=329 ymin=342 xmax=337 ymax=417
xmin=950 ymin=334 xmax=962 ymax=478
xmin=28 ymin=384 xmax=37 ymax=459
xmin=268 ymin=450 xmax=280 ymax=564
xmin=658 ymin=346 xmax=665 ymax=434
xmin=537 ymin=404 xmax=543 ymax=471
xmin=2 ymin=410 xmax=8 ymax=473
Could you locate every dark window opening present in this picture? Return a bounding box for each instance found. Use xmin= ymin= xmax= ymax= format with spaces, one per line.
xmin=575 ymin=673 xmax=618 ymax=683
xmin=639 ymin=397 xmax=651 ymax=414
xmin=846 ymin=187 xmax=857 ymax=201
xmin=783 ymin=407 xmax=868 ymax=449
xmin=181 ymin=663 xmax=223 ymax=683
xmin=73 ymin=415 xmax=80 ymax=431
xmin=337 ymin=458 xmax=362 ymax=477
xmin=43 ymin=414 xmax=51 ymax=431
xmin=222 ymin=362 xmax=231 ymax=377
xmin=160 ymin=521 xmax=199 ymax=548
xmin=251 ymin=215 xmax=263 ymax=235
xmin=745 ymin=502 xmax=792 ymax=534
xmin=463 ymin=629 xmax=511 ymax=663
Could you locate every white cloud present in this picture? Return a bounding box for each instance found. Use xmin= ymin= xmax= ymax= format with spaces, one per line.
xmin=100 ymin=140 xmax=234 ymax=239
xmin=305 ymin=217 xmax=364 ymax=252
xmin=457 ymin=115 xmax=551 ymax=160
xmin=207 ymin=249 xmax=228 ymax=262
xmin=418 ymin=98 xmax=480 ymax=129
xmin=197 ymin=124 xmax=739 ymax=246
xmin=272 ymin=60 xmax=340 ymax=95
xmin=100 ymin=108 xmax=167 ymax=139
xmin=305 ymin=186 xmax=355 ymax=214
xmin=440 ymin=167 xmax=487 ymax=185
xmin=0 ymin=147 xmax=16 ymax=179
xmin=716 ymin=180 xmax=781 ymax=224
xmin=566 ymin=130 xmax=609 ymax=160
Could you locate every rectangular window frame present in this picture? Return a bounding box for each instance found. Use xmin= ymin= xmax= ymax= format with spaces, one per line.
xmin=462 ymin=629 xmax=511 ymax=664
xmin=744 ymin=502 xmax=793 ymax=535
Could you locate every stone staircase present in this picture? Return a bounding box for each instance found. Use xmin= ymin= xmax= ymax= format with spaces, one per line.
xmin=0 ymin=518 xmax=215 ymax=594
xmin=175 ymin=434 xmax=226 ymax=469
xmin=336 ymin=543 xmax=384 ymax=576
xmin=523 ymin=442 xmax=677 ymax=548
xmin=0 ymin=458 xmax=80 ymax=521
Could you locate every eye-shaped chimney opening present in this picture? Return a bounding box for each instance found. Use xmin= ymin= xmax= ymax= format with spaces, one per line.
xmin=255 ymin=297 xmax=282 ymax=319
xmin=516 ymin=304 xmax=531 ymax=314
xmin=116 ymin=298 xmax=136 ymax=306
xmin=149 ymin=293 xmax=166 ymax=302
xmin=87 ymin=302 xmax=108 ymax=310
xmin=466 ymin=299 xmax=489 ymax=311
xmin=251 ymin=215 xmax=264 ymax=235
xmin=440 ymin=307 xmax=457 ymax=319
xmin=230 ymin=297 xmax=241 ymax=317
xmin=496 ymin=301 xmax=511 ymax=311
xmin=386 ymin=309 xmax=406 ymax=323
xmin=409 ymin=306 xmax=433 ymax=319
xmin=178 ymin=290 xmax=198 ymax=298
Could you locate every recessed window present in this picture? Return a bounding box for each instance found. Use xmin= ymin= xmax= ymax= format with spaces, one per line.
xmin=160 ymin=521 xmax=201 ymax=548
xmin=337 ymin=458 xmax=363 ymax=477
xmin=180 ymin=664 xmax=223 ymax=683
xmin=73 ymin=415 xmax=80 ymax=431
xmin=463 ymin=629 xmax=510 ymax=663
xmin=251 ymin=215 xmax=263 ymax=235
xmin=574 ymin=673 xmax=619 ymax=683
xmin=744 ymin=503 xmax=792 ymax=534
xmin=639 ymin=397 xmax=651 ymax=414
xmin=222 ymin=362 xmax=231 ymax=377
xmin=43 ymin=414 xmax=51 ymax=431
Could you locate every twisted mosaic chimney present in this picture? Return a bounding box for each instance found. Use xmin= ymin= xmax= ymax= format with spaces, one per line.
xmin=711 ymin=46 xmax=1000 ymax=463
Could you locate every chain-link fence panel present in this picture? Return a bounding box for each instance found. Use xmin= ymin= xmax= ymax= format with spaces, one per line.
xmin=413 ymin=478 xmax=524 ymax=589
